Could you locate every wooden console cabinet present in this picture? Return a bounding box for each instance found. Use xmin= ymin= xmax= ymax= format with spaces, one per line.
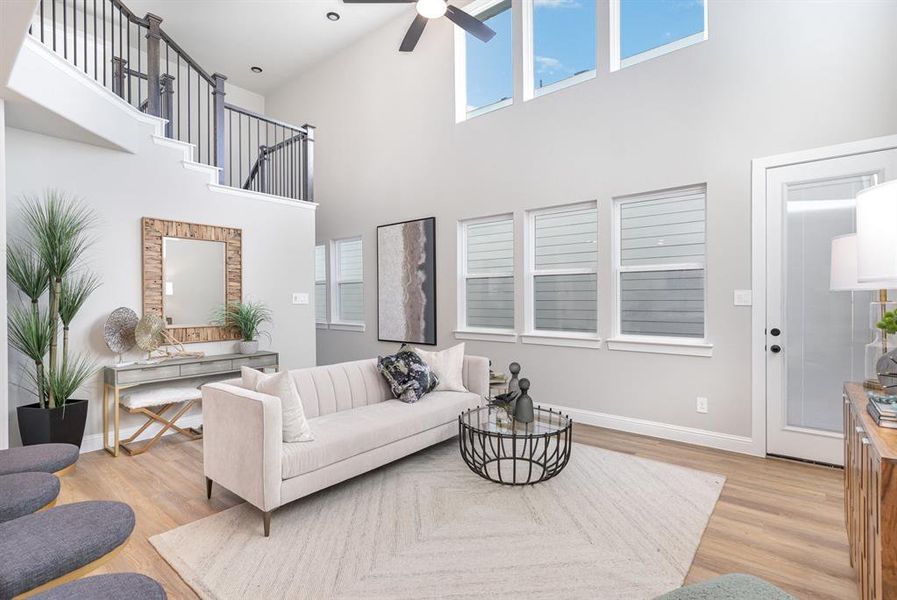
xmin=844 ymin=383 xmax=897 ymax=599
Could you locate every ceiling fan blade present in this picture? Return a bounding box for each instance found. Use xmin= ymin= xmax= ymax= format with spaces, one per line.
xmin=444 ymin=5 xmax=496 ymax=43
xmin=399 ymin=14 xmax=428 ymax=52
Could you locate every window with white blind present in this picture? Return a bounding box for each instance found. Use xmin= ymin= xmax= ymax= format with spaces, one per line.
xmin=611 ymin=185 xmax=710 ymax=354
xmin=331 ymin=237 xmax=364 ymax=329
xmin=524 ymin=203 xmax=599 ymax=346
xmin=314 ymin=244 xmax=327 ymax=325
xmin=457 ymin=216 xmax=516 ymax=339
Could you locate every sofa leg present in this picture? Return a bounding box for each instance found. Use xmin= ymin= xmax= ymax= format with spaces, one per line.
xmin=263 ymin=510 xmax=273 ymax=537
xmin=205 ymin=477 xmax=213 ymax=499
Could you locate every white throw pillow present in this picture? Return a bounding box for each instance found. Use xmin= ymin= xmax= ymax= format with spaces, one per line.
xmin=241 ymin=367 xmax=314 ymax=443
xmin=414 ymin=343 xmax=467 ymax=392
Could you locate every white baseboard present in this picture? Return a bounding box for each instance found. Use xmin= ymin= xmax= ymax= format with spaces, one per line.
xmin=541 ymin=403 xmax=760 ymax=456
xmin=79 ymin=414 xmax=203 ymax=454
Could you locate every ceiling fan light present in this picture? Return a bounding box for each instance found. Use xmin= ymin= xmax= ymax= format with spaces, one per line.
xmin=416 ymin=0 xmax=447 ymax=19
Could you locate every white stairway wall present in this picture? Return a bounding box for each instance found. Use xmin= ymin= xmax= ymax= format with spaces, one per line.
xmin=5 ymin=122 xmax=317 ymax=451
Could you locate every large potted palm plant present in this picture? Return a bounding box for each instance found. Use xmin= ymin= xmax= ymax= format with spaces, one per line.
xmin=7 ymin=191 xmax=100 ymax=447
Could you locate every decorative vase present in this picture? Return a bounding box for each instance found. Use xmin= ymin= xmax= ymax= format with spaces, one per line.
xmin=514 ymin=379 xmax=534 ymax=424
xmin=239 ymin=340 xmax=259 ymax=355
xmin=508 ymin=362 xmax=521 ymax=394
xmin=17 ymin=399 xmax=89 ymax=447
xmin=866 ymin=301 xmax=897 ymax=385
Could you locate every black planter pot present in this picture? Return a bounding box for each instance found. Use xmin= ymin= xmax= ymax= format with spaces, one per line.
xmin=17 ymin=399 xmax=89 ymax=447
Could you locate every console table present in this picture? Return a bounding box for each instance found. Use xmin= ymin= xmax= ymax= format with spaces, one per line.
xmin=102 ymin=351 xmax=278 ymax=456
xmin=844 ymin=382 xmax=897 ymax=599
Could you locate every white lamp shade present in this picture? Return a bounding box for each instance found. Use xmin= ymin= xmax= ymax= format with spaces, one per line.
xmin=831 ymin=234 xmax=897 ymax=291
xmin=857 ymin=179 xmax=897 ymax=283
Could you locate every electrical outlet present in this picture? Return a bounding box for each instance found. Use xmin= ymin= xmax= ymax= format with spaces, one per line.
xmin=292 ymin=293 xmax=309 ymax=305
xmin=696 ymin=396 xmax=708 ymax=414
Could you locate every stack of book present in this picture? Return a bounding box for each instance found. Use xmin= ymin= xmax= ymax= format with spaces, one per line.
xmin=867 ymin=391 xmax=897 ymax=428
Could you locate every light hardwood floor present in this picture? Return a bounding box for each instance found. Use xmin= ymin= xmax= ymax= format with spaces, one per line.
xmin=57 ymin=424 xmax=858 ymax=599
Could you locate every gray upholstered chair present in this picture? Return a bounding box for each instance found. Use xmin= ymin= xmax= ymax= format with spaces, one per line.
xmin=0 ymin=444 xmax=79 ymax=477
xmin=30 ymin=573 xmax=166 ymax=599
xmin=0 ymin=501 xmax=135 ymax=599
xmin=654 ymin=574 xmax=795 ymax=599
xmin=0 ymin=472 xmax=60 ymax=523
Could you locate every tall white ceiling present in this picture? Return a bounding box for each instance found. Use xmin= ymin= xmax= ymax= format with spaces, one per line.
xmin=124 ymin=0 xmax=413 ymax=95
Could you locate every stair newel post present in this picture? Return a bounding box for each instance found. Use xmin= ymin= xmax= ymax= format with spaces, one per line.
xmin=111 ymin=57 xmax=127 ymax=99
xmin=258 ymin=145 xmax=268 ymax=194
xmin=161 ymin=74 xmax=175 ymax=138
xmin=212 ymin=73 xmax=227 ymax=184
xmin=302 ymin=124 xmax=315 ymax=203
xmin=144 ymin=13 xmax=163 ymax=118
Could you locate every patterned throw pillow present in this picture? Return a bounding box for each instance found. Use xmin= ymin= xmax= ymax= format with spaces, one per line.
xmin=377 ymin=345 xmax=439 ymax=403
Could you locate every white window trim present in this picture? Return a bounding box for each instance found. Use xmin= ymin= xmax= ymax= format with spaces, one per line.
xmin=456 ymin=213 xmax=517 ymax=342
xmin=454 ymin=0 xmax=513 ymax=123
xmin=521 ymin=0 xmax=597 ymax=102
xmin=523 ymin=201 xmax=600 ymax=347
xmin=330 ymin=236 xmax=365 ymax=331
xmin=610 ymin=184 xmax=711 ymax=356
xmin=315 ymin=244 xmax=329 ymax=327
xmin=609 ymin=0 xmax=709 ymax=72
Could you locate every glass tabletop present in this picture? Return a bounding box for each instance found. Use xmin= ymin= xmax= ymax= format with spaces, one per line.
xmin=460 ymin=405 xmax=571 ymax=436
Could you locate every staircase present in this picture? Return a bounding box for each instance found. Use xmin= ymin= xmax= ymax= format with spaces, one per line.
xmin=26 ymin=0 xmax=314 ymax=203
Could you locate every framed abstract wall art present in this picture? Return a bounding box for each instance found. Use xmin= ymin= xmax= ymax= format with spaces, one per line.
xmin=377 ymin=217 xmax=437 ymax=345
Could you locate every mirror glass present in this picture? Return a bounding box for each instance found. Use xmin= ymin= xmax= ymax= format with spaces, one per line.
xmin=162 ymin=237 xmax=226 ymax=327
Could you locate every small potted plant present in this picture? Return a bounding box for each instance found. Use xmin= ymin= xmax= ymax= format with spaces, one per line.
xmin=7 ymin=191 xmax=100 ymax=447
xmin=215 ymin=301 xmax=272 ymax=355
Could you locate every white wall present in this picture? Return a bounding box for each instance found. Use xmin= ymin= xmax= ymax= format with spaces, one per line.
xmin=5 ymin=126 xmax=317 ymax=448
xmin=265 ymin=0 xmax=897 ymax=449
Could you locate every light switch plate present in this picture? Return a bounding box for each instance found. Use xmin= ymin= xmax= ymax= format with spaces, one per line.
xmin=292 ymin=293 xmax=309 ymax=305
xmin=733 ymin=289 xmax=752 ymax=306
xmin=696 ymin=396 xmax=708 ymax=414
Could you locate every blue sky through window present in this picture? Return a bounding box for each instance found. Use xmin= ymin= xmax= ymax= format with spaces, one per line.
xmin=465 ymin=2 xmax=513 ymax=113
xmin=621 ymin=0 xmax=705 ymax=59
xmin=534 ymin=0 xmax=596 ymax=90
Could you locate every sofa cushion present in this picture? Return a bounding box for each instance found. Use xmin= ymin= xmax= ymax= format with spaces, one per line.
xmin=243 ymin=368 xmax=314 ymax=443
xmin=281 ymin=391 xmax=480 ymax=479
xmin=377 ymin=345 xmax=438 ymax=403
xmin=415 ymin=343 xmax=467 ymax=392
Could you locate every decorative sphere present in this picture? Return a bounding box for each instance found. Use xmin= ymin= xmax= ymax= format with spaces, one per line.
xmin=519 ymin=378 xmax=530 ymax=392
xmin=509 ymin=362 xmax=521 ymax=375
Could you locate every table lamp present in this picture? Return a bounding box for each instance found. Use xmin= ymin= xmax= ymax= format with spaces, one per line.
xmin=857 ymin=180 xmax=897 ymax=283
xmin=831 ymin=233 xmax=897 ymax=387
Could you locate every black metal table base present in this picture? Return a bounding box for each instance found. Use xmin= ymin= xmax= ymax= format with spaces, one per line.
xmin=458 ymin=406 xmax=572 ymax=485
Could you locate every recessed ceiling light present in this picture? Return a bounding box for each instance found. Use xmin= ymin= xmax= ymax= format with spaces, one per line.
xmin=326 ymin=11 xmax=340 ymax=21
xmin=250 ymin=66 xmax=263 ymax=73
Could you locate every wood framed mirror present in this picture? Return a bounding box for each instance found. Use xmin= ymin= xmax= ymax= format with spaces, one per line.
xmin=142 ymin=217 xmax=242 ymax=343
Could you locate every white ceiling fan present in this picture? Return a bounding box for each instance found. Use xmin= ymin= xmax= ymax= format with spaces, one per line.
xmin=342 ymin=0 xmax=497 ymax=52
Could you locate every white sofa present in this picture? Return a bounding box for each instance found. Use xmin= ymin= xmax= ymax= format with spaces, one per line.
xmin=202 ymin=354 xmax=490 ymax=535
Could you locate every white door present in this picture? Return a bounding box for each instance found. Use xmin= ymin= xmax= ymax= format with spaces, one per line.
xmin=766 ymin=148 xmax=897 ymax=465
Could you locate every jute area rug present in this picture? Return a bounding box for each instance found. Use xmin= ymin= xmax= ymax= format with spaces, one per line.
xmin=151 ymin=441 xmax=724 ymax=599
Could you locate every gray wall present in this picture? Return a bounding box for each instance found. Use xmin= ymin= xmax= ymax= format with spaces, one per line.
xmin=265 ymin=0 xmax=897 ymax=441
xmin=5 ymin=127 xmax=317 ymax=447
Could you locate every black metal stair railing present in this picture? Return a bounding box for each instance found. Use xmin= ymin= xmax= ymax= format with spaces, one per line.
xmin=28 ymin=0 xmax=314 ymax=202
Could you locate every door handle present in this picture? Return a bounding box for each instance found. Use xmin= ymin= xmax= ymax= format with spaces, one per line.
xmin=770 ymin=345 xmax=782 ymax=354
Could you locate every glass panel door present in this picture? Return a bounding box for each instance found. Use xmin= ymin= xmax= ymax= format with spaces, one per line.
xmin=766 ymin=148 xmax=897 ymax=465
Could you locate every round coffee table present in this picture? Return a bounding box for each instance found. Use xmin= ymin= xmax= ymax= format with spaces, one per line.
xmin=458 ymin=405 xmax=572 ymax=485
